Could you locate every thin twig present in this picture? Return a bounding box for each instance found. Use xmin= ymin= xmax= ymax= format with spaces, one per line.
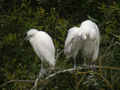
xmin=97 ymin=73 xmax=113 ymax=90
xmin=0 ymin=80 xmax=35 ymax=88
xmin=56 ymin=49 xmax=64 ymax=60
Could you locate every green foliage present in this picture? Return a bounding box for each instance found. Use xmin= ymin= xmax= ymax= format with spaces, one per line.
xmin=0 ymin=0 xmax=120 ymax=89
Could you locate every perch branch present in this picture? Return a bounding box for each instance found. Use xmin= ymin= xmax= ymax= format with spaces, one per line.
xmin=1 ymin=65 xmax=120 ymax=88
xmin=45 ymin=65 xmax=120 ymax=80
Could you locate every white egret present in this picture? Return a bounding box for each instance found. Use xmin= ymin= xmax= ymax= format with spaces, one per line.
xmin=25 ymin=29 xmax=56 ymax=75
xmin=64 ymin=26 xmax=81 ymax=69
xmin=64 ymin=20 xmax=100 ymax=69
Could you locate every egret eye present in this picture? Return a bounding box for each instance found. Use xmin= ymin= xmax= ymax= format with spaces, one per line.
xmin=29 ymin=34 xmax=33 ymax=38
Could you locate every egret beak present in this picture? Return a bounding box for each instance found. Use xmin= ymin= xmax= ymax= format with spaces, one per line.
xmin=24 ymin=33 xmax=28 ymax=40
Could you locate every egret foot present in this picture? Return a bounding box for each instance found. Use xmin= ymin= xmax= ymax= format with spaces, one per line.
xmin=89 ymin=62 xmax=96 ymax=71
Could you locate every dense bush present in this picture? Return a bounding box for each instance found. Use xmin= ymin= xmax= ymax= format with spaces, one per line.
xmin=0 ymin=0 xmax=120 ymax=89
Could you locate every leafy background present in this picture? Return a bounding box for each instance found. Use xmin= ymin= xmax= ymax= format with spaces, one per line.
xmin=0 ymin=0 xmax=120 ymax=90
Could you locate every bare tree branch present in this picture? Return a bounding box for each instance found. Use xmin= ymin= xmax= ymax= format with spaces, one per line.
xmin=1 ymin=65 xmax=120 ymax=88
xmin=45 ymin=65 xmax=120 ymax=80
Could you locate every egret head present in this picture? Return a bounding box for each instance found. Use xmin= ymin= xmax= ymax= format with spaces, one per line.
xmin=25 ymin=29 xmax=38 ymax=40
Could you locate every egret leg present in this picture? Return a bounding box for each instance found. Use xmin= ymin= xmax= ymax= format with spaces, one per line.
xmin=39 ymin=61 xmax=46 ymax=78
xmin=83 ymin=58 xmax=87 ymax=66
xmin=31 ymin=60 xmax=46 ymax=90
xmin=83 ymin=57 xmax=88 ymax=68
xmin=73 ymin=57 xmax=77 ymax=70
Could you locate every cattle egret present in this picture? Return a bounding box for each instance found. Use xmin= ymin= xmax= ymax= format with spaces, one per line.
xmin=64 ymin=26 xmax=81 ymax=69
xmin=25 ymin=29 xmax=56 ymax=76
xmin=64 ymin=20 xmax=100 ymax=69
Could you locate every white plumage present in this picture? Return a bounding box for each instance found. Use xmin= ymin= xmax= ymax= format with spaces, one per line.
xmin=64 ymin=20 xmax=100 ymax=68
xmin=26 ymin=29 xmax=56 ymax=73
xmin=64 ymin=27 xmax=81 ymax=68
xmin=79 ymin=20 xmax=100 ymax=62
